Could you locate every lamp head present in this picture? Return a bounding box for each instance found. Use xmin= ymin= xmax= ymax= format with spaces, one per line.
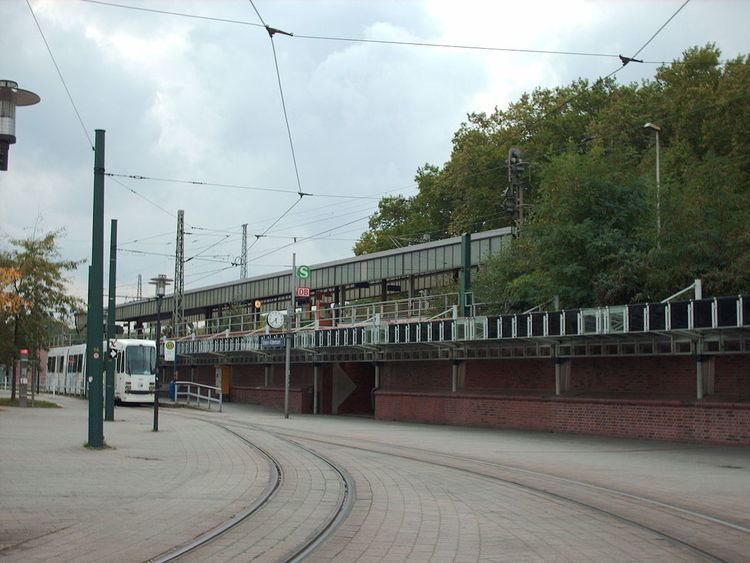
xmin=0 ymin=80 xmax=41 ymax=171
xmin=643 ymin=122 xmax=662 ymax=132
xmin=149 ymin=274 xmax=173 ymax=297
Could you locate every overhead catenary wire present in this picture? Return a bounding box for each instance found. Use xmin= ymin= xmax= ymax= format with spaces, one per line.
xmin=248 ymin=0 xmax=304 ymax=196
xmin=526 ymin=0 xmax=691 ymax=126
xmin=104 ymin=173 xmax=381 ymax=200
xmin=109 ymin=177 xmax=178 ymax=220
xmin=70 ymin=0 xmax=703 ymax=290
xmin=79 ymin=0 xmax=688 ymax=64
xmin=26 ymin=0 xmax=94 ymax=149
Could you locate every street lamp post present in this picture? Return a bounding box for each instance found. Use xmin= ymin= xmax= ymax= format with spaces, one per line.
xmin=149 ymin=274 xmax=172 ymax=432
xmin=644 ymin=122 xmax=662 ymax=247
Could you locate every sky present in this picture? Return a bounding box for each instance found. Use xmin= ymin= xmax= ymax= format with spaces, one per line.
xmin=1 ymin=0 xmax=748 ymax=304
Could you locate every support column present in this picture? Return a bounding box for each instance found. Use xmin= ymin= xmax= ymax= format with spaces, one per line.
xmin=264 ymin=364 xmax=270 ymax=387
xmin=451 ymin=359 xmax=463 ymax=392
xmin=554 ymin=357 xmax=570 ymax=395
xmin=333 ymin=287 xmax=340 ymax=325
xmin=696 ymin=339 xmax=706 ymax=400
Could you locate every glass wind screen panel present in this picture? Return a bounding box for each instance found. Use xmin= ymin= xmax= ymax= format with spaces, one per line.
xmin=369 ymin=259 xmax=381 ymax=280
xmin=608 ymin=306 xmax=626 ymax=332
xmin=419 ymin=251 xmax=429 ymax=271
xmin=387 ymin=255 xmax=397 ymax=276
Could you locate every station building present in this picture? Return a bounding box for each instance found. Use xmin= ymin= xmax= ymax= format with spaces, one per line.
xmin=116 ymin=228 xmax=750 ymax=445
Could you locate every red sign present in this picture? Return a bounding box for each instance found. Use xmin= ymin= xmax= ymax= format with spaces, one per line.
xmin=296 ymin=287 xmax=310 ymax=298
xmin=20 ymin=349 xmax=28 ymax=356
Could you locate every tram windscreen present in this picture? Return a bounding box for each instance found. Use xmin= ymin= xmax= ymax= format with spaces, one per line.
xmin=126 ymin=346 xmax=156 ymax=375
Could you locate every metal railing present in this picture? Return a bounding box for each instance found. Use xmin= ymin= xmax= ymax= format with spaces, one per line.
xmin=175 ymin=294 xmax=749 ymax=356
xmin=174 ymin=381 xmax=222 ymax=411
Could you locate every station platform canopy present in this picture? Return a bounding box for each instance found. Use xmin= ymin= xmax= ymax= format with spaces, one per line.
xmin=115 ymin=227 xmax=512 ymax=323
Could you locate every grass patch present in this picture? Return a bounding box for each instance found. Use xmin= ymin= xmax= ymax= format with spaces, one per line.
xmin=0 ymin=398 xmax=61 ymax=408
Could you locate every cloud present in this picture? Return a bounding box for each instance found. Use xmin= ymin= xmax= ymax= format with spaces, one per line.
xmin=2 ymin=0 xmax=748 ymax=297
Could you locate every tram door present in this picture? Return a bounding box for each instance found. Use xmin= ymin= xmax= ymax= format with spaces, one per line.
xmin=214 ymin=365 xmax=230 ymax=398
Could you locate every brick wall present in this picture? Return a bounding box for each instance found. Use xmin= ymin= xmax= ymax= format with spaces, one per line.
xmin=232 ymin=386 xmax=312 ymax=414
xmin=715 ymin=356 xmax=750 ymax=397
xmin=382 ymin=361 xmax=452 ymax=390
xmin=375 ymin=392 xmax=750 ymax=445
xmin=230 ymin=365 xmax=266 ymax=387
xmin=465 ymin=359 xmax=553 ymax=391
xmin=569 ymin=356 xmax=695 ymax=394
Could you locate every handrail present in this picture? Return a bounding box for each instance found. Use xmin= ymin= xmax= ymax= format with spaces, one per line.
xmin=174 ymin=381 xmax=222 ymax=412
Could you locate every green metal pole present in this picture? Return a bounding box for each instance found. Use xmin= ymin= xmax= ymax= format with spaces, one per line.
xmin=87 ymin=129 xmax=105 ymax=448
xmin=105 ymin=219 xmax=117 ymax=422
xmin=153 ymin=296 xmax=162 ymax=432
xmin=459 ymin=232 xmax=471 ymax=317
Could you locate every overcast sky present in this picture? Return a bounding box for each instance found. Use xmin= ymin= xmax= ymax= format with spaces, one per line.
xmin=1 ymin=0 xmax=748 ymax=304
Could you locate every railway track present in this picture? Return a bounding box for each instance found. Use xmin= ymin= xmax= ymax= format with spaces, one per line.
xmin=161 ymin=410 xmax=746 ymax=562
xmin=150 ymin=418 xmax=353 ymax=562
xmin=241 ymin=420 xmax=746 ymax=562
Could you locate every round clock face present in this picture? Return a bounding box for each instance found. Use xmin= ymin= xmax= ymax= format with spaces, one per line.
xmin=267 ymin=310 xmax=285 ymax=329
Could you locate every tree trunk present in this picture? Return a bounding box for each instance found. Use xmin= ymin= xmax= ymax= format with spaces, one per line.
xmin=10 ymin=316 xmax=18 ymax=401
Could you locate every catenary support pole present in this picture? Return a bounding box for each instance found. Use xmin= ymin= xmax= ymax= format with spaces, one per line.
xmin=284 ymin=253 xmax=296 ymax=419
xmin=87 ymin=129 xmax=105 ymax=448
xmin=459 ymin=232 xmax=471 ymax=317
xmin=105 ymin=219 xmax=117 ymax=421
xmin=153 ymin=295 xmax=162 ymax=431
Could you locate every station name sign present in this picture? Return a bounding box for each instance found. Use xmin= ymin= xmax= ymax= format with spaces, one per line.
xmin=260 ymin=335 xmax=286 ymax=349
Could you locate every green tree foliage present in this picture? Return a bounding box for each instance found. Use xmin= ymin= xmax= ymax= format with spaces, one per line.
xmin=0 ymin=230 xmax=83 ymax=399
xmin=356 ymin=44 xmax=750 ymax=309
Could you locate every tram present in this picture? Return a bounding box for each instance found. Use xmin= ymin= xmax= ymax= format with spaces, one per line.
xmin=45 ymin=339 xmax=157 ymax=404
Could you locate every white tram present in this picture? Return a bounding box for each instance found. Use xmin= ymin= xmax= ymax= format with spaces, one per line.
xmin=45 ymin=339 xmax=157 ymax=404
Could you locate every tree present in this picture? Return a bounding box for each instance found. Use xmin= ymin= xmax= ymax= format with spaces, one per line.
xmin=359 ymin=44 xmax=750 ymax=309
xmin=0 ymin=268 xmax=25 ymax=312
xmin=0 ymin=230 xmax=83 ymax=399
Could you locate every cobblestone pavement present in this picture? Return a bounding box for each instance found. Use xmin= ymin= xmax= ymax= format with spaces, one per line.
xmin=178 ymin=422 xmax=347 ymax=562
xmin=2 ymin=395 xmax=749 ymax=561
xmin=0 ymin=394 xmax=269 ymax=562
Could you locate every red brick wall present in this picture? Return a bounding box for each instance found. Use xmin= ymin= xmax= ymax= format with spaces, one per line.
xmin=382 ymin=361 xmax=452 ymax=390
xmin=715 ymin=356 xmax=750 ymax=397
xmin=465 ymin=359 xmax=553 ymax=391
xmin=375 ymin=391 xmax=750 ymax=445
xmin=569 ymin=357 xmax=695 ymax=394
xmin=232 ymin=386 xmax=312 ymax=414
xmin=230 ymin=365 xmax=266 ymax=387
xmin=379 ymin=356 xmax=748 ymax=399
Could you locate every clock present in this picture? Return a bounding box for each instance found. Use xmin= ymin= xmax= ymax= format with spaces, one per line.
xmin=266 ymin=310 xmax=285 ymax=329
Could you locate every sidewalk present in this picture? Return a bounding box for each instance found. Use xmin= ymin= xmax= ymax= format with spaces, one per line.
xmin=0 ymin=393 xmax=268 ymax=562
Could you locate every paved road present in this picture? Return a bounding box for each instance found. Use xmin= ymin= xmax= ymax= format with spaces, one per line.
xmin=1 ymin=395 xmax=749 ymax=561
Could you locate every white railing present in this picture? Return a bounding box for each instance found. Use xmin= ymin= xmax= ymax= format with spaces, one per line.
xmin=174 ymin=381 xmax=222 ymax=411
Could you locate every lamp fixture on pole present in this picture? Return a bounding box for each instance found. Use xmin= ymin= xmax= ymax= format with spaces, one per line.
xmin=149 ymin=274 xmax=172 ymax=432
xmin=0 ymin=80 xmax=40 ymax=171
xmin=643 ymin=122 xmax=662 ymax=248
